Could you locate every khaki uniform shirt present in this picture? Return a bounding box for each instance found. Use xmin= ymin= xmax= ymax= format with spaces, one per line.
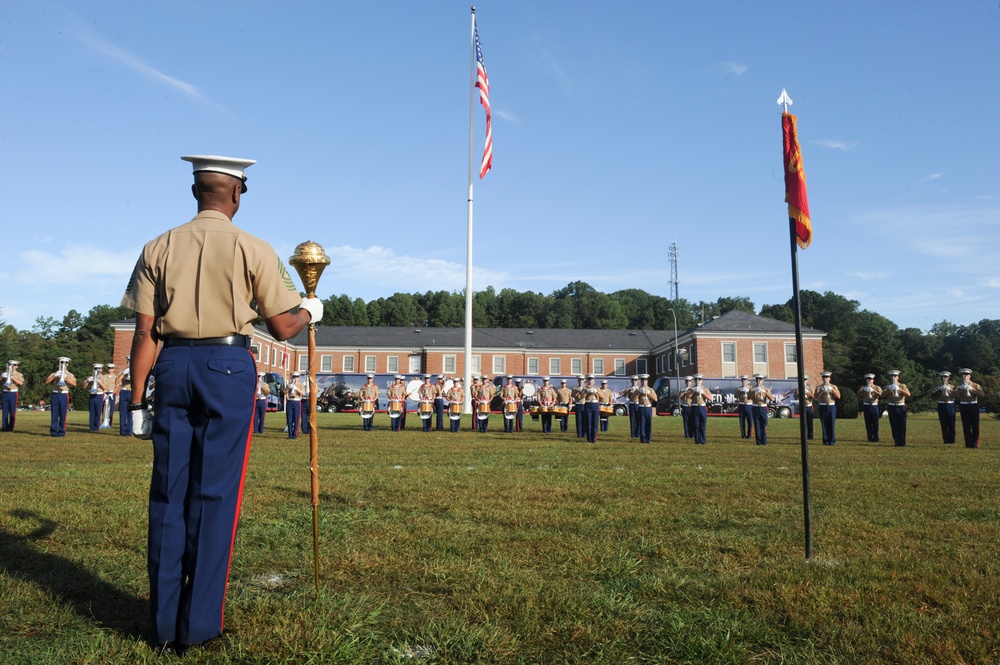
xmin=49 ymin=370 xmax=76 ymax=393
xmin=556 ymin=387 xmax=573 ymax=405
xmin=359 ymin=383 xmax=379 ymax=402
xmin=751 ymin=385 xmax=772 ymax=406
xmin=857 ymin=384 xmax=882 ymax=405
xmin=2 ymin=369 xmax=24 ymax=391
xmin=537 ymin=386 xmax=557 ymax=406
xmin=883 ymin=382 xmax=908 ymax=406
xmin=816 ymin=383 xmax=839 ymax=405
xmin=735 ymin=385 xmax=753 ymax=404
xmin=418 ymin=383 xmax=436 ymax=402
xmin=121 ymin=210 xmax=301 ymax=338
xmin=931 ymin=383 xmax=954 ymax=402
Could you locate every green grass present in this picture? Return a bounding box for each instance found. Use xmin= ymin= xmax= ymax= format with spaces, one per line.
xmin=1 ymin=411 xmax=997 ymax=664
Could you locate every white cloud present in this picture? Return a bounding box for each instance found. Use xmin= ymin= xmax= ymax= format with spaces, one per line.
xmin=720 ymin=61 xmax=749 ymax=76
xmin=75 ymin=25 xmax=225 ymax=111
xmin=17 ymin=246 xmax=139 ymax=286
xmin=923 ymin=172 xmax=943 ymax=182
xmin=321 ymin=245 xmax=509 ymax=297
xmin=849 ymin=270 xmax=889 ymax=281
xmin=986 ymin=278 xmax=1000 ymax=288
xmin=812 ymin=139 xmax=858 ymax=151
xmin=494 ymin=109 xmax=518 ymax=122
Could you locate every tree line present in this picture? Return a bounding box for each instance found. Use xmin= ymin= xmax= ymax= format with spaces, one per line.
xmin=1 ymin=285 xmax=997 ymax=415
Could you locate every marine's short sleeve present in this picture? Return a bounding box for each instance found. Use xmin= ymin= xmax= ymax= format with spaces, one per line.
xmin=121 ymin=251 xmax=156 ymax=315
xmin=252 ymin=248 xmax=303 ymax=319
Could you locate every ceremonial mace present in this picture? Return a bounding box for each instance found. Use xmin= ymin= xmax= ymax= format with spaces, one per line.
xmin=289 ymin=240 xmax=331 ymax=593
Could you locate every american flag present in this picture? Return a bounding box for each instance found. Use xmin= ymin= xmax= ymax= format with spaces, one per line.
xmin=474 ymin=20 xmax=492 ymax=179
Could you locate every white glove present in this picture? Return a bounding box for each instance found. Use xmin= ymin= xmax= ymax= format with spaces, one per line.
xmin=300 ymin=297 xmax=324 ymax=323
xmin=132 ymin=407 xmax=153 ymax=440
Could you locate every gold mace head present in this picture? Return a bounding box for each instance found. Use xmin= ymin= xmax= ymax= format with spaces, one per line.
xmin=288 ymin=240 xmax=331 ymax=298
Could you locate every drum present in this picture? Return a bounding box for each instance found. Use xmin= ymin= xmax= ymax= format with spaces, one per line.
xmin=600 ymin=405 xmax=614 ymax=416
xmin=553 ymin=405 xmax=568 ymax=416
xmin=538 ymin=406 xmax=550 ymax=414
xmin=529 ymin=406 xmax=540 ymax=415
xmin=520 ymin=382 xmax=537 ymax=398
xmin=405 ymin=379 xmax=423 ymax=401
xmin=449 ymin=401 xmax=463 ymax=420
xmin=419 ymin=400 xmax=433 ymax=419
xmin=359 ymin=400 xmax=375 ymax=419
xmin=504 ymin=400 xmax=518 ymax=419
xmin=476 ymin=400 xmax=490 ymax=420
xmin=388 ymin=399 xmax=403 ymax=419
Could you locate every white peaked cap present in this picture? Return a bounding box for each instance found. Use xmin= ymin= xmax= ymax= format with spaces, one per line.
xmin=181 ymin=155 xmax=255 ymax=192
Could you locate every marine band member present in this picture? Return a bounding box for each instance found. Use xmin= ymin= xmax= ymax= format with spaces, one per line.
xmin=751 ymin=374 xmax=773 ymax=445
xmin=883 ymin=370 xmax=911 ymax=446
xmin=857 ymin=373 xmax=882 ymax=443
xmin=734 ymin=375 xmax=753 ymax=439
xmin=955 ymin=368 xmax=985 ymax=448
xmin=556 ymin=379 xmax=573 ymax=432
xmin=1 ymin=360 xmax=24 ymax=432
xmin=931 ymin=371 xmax=956 ymax=444
xmin=358 ymin=373 xmax=379 ymax=431
xmin=816 ymin=371 xmax=841 ymax=445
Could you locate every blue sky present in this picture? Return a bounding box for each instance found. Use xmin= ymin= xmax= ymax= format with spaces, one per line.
xmin=1 ymin=1 xmax=997 ymax=333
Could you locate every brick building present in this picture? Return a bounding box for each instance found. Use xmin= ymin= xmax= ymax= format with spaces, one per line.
xmin=648 ymin=310 xmax=825 ymax=381
xmin=112 ymin=310 xmax=824 ymax=382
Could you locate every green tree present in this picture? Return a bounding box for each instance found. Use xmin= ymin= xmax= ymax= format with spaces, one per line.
xmin=716 ymin=296 xmax=755 ymax=316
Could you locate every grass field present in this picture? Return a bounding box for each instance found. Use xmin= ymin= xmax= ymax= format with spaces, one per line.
xmin=1 ymin=410 xmax=997 ymax=664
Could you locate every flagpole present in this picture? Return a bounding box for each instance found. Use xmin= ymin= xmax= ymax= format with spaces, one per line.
xmin=790 ymin=217 xmax=813 ymax=561
xmin=464 ymin=7 xmax=477 ymax=413
xmin=779 ymin=89 xmax=812 ymax=560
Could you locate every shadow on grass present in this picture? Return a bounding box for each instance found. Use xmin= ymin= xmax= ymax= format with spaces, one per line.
xmin=1 ymin=509 xmax=151 ymax=643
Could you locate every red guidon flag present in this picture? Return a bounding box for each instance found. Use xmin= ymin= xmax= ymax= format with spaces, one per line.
xmin=782 ymin=112 xmax=811 ymax=249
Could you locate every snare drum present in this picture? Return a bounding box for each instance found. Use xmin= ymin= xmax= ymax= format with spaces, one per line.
xmin=360 ymin=400 xmax=375 ymax=419
xmin=449 ymin=401 xmax=463 ymax=420
xmin=553 ymin=405 xmax=568 ymax=416
xmin=388 ymin=399 xmax=403 ymax=419
xmin=503 ymin=400 xmax=518 ymax=419
xmin=476 ymin=400 xmax=490 ymax=420
xmin=419 ymin=400 xmax=433 ymax=419
xmin=529 ymin=406 xmax=540 ymax=415
xmin=599 ymin=405 xmax=614 ymax=416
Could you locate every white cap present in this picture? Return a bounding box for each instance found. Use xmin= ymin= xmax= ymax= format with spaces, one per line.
xmin=366 ymin=373 xmax=374 ymax=378
xmin=107 ymin=363 xmax=115 ymax=368
xmin=59 ymin=357 xmax=71 ymax=363
xmin=8 ymin=360 xmax=18 ymax=365
xmin=888 ymin=369 xmax=900 ymax=376
xmin=292 ymin=372 xmax=300 ymax=377
xmin=542 ymin=376 xmax=551 ymax=381
xmin=93 ymin=363 xmax=103 ymax=369
xmin=181 ymin=155 xmax=255 ymax=193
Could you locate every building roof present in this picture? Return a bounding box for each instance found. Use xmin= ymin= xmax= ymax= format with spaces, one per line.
xmin=690 ymin=310 xmax=823 ymax=335
xmin=295 ymin=326 xmax=675 ymax=351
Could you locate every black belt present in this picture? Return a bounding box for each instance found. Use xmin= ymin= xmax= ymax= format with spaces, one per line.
xmin=162 ymin=334 xmax=250 ymax=348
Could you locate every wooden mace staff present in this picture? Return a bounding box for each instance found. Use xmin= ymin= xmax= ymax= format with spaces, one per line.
xmin=289 ymin=240 xmax=330 ymax=593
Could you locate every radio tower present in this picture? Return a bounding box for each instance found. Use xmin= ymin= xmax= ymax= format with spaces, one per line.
xmin=668 ymin=243 xmax=680 ymax=302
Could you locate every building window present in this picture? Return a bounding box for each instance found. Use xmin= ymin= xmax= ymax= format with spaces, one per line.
xmin=681 ymin=350 xmax=687 ymax=367
xmin=387 ymin=356 xmax=398 ymax=373
xmin=321 ymin=355 xmax=333 ymax=372
xmin=784 ymin=344 xmax=797 ymax=363
xmin=593 ymin=358 xmax=604 ymax=375
xmin=614 ymin=359 xmax=626 ymax=375
xmin=721 ymin=342 xmax=736 ymax=378
xmin=550 ymin=358 xmax=561 ymax=375
xmin=668 ymin=352 xmax=673 ymax=372
xmin=365 ymin=356 xmax=377 ymax=373
xmin=571 ymin=358 xmax=583 ymax=375
xmin=492 ymin=356 xmax=506 ymax=374
xmin=443 ymin=355 xmax=456 ymax=373
xmin=409 ymin=355 xmax=421 ymax=373
xmin=753 ymin=343 xmax=768 ymax=364
xmin=527 ymin=357 xmax=539 ymax=374
xmin=636 ymin=358 xmax=647 ymax=375
xmin=298 ymin=355 xmax=308 ymax=372
xmin=343 ymin=355 xmax=355 ymax=372
xmin=471 ymin=355 xmax=481 ymax=373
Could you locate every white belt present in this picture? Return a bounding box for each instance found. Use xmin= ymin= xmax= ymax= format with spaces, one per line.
xmin=938 ymin=401 xmax=954 ymax=404
xmin=959 ymin=401 xmax=978 ymax=405
xmin=287 ymin=397 xmax=302 ymax=401
xmin=2 ymin=388 xmax=17 ymax=393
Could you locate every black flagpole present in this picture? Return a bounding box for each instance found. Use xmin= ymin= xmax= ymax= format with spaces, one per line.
xmin=789 ymin=223 xmax=813 ymax=560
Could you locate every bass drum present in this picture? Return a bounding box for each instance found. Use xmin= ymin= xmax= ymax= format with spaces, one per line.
xmin=520 ymin=382 xmax=537 ymax=398
xmin=405 ymin=379 xmax=423 ymax=402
